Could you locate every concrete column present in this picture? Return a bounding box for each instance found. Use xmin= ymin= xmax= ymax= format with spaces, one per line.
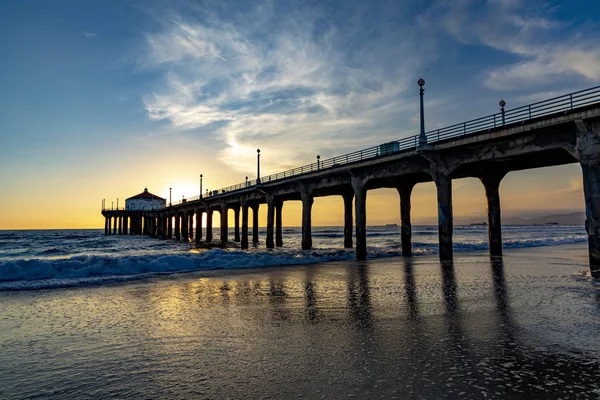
xmin=397 ymin=182 xmax=415 ymax=257
xmin=266 ymin=197 xmax=275 ymax=249
xmin=167 ymin=215 xmax=172 ymax=239
xmin=182 ymin=212 xmax=189 ymax=242
xmin=343 ymin=192 xmax=353 ymax=248
xmin=241 ymin=203 xmax=249 ymax=249
xmin=276 ymin=200 xmax=284 ymax=247
xmin=352 ymin=176 xmax=367 ymax=260
xmin=188 ymin=213 xmax=193 ymax=240
xmin=156 ymin=215 xmax=162 ymax=237
xmin=577 ymin=121 xmax=600 ymax=277
xmin=118 ymin=216 xmax=122 ymax=235
xmin=206 ymin=210 xmax=213 ymax=242
xmin=105 ymin=217 xmax=109 ymax=235
xmin=252 ymin=204 xmax=259 ymax=244
xmin=301 ymin=192 xmax=313 ymax=250
xmin=435 ymin=173 xmax=453 ymax=260
xmin=113 ymin=216 xmax=117 ymax=235
xmin=220 ymin=204 xmax=229 ymax=243
xmin=139 ymin=217 xmax=143 ymax=235
xmin=175 ymin=214 xmax=181 ymax=240
xmin=234 ymin=207 xmax=241 ymax=242
xmin=480 ymin=173 xmax=506 ymax=256
xmin=195 ymin=210 xmax=202 ymax=245
xmin=123 ymin=216 xmax=129 ymax=235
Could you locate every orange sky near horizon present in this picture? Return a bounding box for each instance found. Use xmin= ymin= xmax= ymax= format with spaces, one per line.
xmin=0 ymin=156 xmax=585 ymax=229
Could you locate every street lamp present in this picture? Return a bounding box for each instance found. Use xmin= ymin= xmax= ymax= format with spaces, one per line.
xmin=245 ymin=176 xmax=248 ymax=187
xmin=200 ymin=174 xmax=203 ymax=198
xmin=206 ymin=189 xmax=209 ymax=197
xmin=418 ymin=78 xmax=427 ymax=147
xmin=169 ymin=188 xmax=172 ymax=207
xmin=317 ymin=155 xmax=320 ymax=170
xmin=117 ymin=198 xmax=119 ymax=209
xmin=499 ymin=99 xmax=506 ymax=125
xmin=111 ymin=201 xmax=113 ymax=210
xmin=256 ymin=149 xmax=261 ymax=184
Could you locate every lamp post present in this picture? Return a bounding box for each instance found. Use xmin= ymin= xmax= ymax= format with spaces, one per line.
xmin=206 ymin=189 xmax=209 ymax=197
xmin=169 ymin=188 xmax=172 ymax=207
xmin=418 ymin=78 xmax=427 ymax=147
xmin=499 ymin=99 xmax=506 ymax=126
xmin=111 ymin=201 xmax=113 ymax=210
xmin=245 ymin=176 xmax=248 ymax=187
xmin=256 ymin=149 xmax=261 ymax=184
xmin=117 ymin=198 xmax=119 ymax=210
xmin=317 ymin=155 xmax=320 ymax=170
xmin=200 ymin=174 xmax=203 ymax=198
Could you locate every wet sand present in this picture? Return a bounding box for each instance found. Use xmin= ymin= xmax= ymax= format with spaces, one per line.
xmin=1 ymin=243 xmax=599 ymax=399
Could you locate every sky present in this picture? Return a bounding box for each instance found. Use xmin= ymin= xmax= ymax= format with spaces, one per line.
xmin=1 ymin=0 xmax=599 ymax=229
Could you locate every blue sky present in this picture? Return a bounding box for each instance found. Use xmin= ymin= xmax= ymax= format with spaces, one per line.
xmin=1 ymin=0 xmax=599 ymax=228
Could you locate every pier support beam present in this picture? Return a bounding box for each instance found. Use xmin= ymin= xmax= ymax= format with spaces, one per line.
xmin=188 ymin=213 xmax=193 ymax=240
xmin=118 ymin=217 xmax=122 ymax=235
xmin=105 ymin=217 xmax=109 ymax=235
xmin=301 ymin=191 xmax=313 ymax=250
xmin=480 ymin=172 xmax=506 ymax=256
xmin=182 ymin=212 xmax=188 ymax=241
xmin=434 ymin=173 xmax=453 ymax=260
xmin=206 ymin=210 xmax=213 ymax=242
xmin=241 ymin=202 xmax=249 ymax=249
xmin=220 ymin=204 xmax=228 ymax=243
xmin=266 ymin=196 xmax=275 ymax=249
xmin=175 ymin=214 xmax=181 ymax=240
xmin=252 ymin=204 xmax=259 ymax=244
xmin=123 ymin=216 xmax=128 ymax=235
xmin=234 ymin=207 xmax=240 ymax=242
xmin=577 ymin=120 xmax=600 ymax=277
xmin=397 ymin=182 xmax=415 ymax=257
xmin=195 ymin=210 xmax=202 ymax=245
xmin=167 ymin=215 xmax=172 ymax=239
xmin=113 ymin=217 xmax=117 ymax=235
xmin=276 ymin=200 xmax=284 ymax=247
xmin=352 ymin=176 xmax=367 ymax=260
xmin=343 ymin=192 xmax=353 ymax=248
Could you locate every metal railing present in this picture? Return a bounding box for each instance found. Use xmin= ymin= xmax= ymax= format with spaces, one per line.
xmin=163 ymin=85 xmax=600 ymax=208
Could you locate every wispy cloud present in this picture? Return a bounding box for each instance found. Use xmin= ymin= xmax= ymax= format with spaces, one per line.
xmin=422 ymin=0 xmax=600 ymax=90
xmin=82 ymin=31 xmax=96 ymax=40
xmin=141 ymin=3 xmax=426 ymax=174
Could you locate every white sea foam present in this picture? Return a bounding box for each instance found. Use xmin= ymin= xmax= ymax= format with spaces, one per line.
xmin=0 ymin=226 xmax=588 ymax=290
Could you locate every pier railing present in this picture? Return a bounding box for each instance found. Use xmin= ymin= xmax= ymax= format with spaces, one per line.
xmin=165 ymin=85 xmax=600 ymax=207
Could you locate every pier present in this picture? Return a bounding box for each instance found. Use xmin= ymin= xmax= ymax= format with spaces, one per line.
xmin=101 ymin=85 xmax=600 ymax=277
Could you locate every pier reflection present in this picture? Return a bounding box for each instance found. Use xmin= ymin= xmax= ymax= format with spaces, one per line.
xmin=347 ymin=263 xmax=373 ymax=330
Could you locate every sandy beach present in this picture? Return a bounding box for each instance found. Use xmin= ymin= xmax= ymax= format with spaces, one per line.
xmin=1 ymin=243 xmax=599 ymax=399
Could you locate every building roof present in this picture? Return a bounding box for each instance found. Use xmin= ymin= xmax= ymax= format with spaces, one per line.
xmin=126 ymin=188 xmax=166 ymax=201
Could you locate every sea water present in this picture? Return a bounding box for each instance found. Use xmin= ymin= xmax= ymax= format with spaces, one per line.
xmin=0 ymin=225 xmax=588 ymax=290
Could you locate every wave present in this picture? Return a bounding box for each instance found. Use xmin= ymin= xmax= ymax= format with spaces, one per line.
xmin=0 ymin=235 xmax=588 ymax=291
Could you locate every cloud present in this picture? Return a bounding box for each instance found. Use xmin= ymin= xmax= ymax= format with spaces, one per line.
xmin=82 ymin=31 xmax=96 ymax=39
xmin=140 ymin=3 xmax=426 ymax=175
xmin=423 ymin=0 xmax=600 ymax=90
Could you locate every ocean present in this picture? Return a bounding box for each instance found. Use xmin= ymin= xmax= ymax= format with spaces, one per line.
xmin=1 ymin=225 xmax=599 ymax=399
xmin=0 ymin=225 xmax=589 ymax=290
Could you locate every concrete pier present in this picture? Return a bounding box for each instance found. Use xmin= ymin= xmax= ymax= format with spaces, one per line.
xmin=480 ymin=173 xmax=506 ymax=256
xmin=175 ymin=214 xmax=181 ymax=240
xmin=266 ymin=197 xmax=275 ymax=249
xmin=182 ymin=212 xmax=189 ymax=242
xmin=343 ymin=193 xmax=353 ymax=248
xmin=352 ymin=176 xmax=367 ymax=260
xmin=275 ymin=201 xmax=283 ymax=247
xmin=301 ymin=191 xmax=313 ymax=250
xmin=241 ymin=203 xmax=249 ymax=249
xmin=195 ymin=209 xmax=202 ymax=245
xmin=434 ymin=172 xmax=453 ymax=260
xmin=397 ymin=182 xmax=415 ymax=257
xmin=206 ymin=210 xmax=213 ymax=242
xmin=100 ymin=89 xmax=600 ymax=277
xmin=234 ymin=207 xmax=240 ymax=242
xmin=220 ymin=204 xmax=228 ymax=243
xmin=252 ymin=204 xmax=259 ymax=244
xmin=578 ymin=120 xmax=600 ymax=277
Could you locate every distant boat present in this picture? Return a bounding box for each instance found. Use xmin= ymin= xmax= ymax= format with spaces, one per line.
xmin=545 ymin=221 xmax=559 ymax=225
xmin=385 ymin=223 xmax=397 ymax=226
xmin=470 ymin=222 xmax=487 ymax=226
